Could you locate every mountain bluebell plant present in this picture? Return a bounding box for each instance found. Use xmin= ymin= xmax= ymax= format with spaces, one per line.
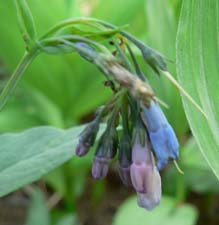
xmin=73 ymin=41 xmax=179 ymax=210
xmin=4 ymin=1 xmax=206 ymax=210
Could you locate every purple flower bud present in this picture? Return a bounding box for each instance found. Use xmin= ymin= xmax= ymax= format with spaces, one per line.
xmin=118 ymin=165 xmax=132 ymax=186
xmin=75 ymin=142 xmax=90 ymax=157
xmin=137 ymin=167 xmax=161 ymax=211
xmin=91 ymin=127 xmax=118 ymax=180
xmin=118 ymin=135 xmax=132 ymax=186
xmin=75 ymin=120 xmax=100 ymax=157
xmin=92 ymin=156 xmax=110 ymax=180
xmin=141 ymin=101 xmax=179 ymax=170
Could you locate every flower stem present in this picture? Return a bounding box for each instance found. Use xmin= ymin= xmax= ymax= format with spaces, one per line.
xmin=0 ymin=48 xmax=39 ymax=111
xmin=175 ymin=174 xmax=186 ymax=206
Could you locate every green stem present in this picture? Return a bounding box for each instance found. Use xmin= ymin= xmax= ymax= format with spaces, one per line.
xmin=40 ymin=17 xmax=149 ymax=51
xmin=175 ymin=174 xmax=186 ymax=206
xmin=107 ymin=95 xmax=122 ymax=130
xmin=112 ymin=39 xmax=134 ymax=72
xmin=0 ymin=49 xmax=39 ymax=111
xmin=121 ymin=94 xmax=129 ymax=134
xmin=126 ymin=44 xmax=146 ymax=81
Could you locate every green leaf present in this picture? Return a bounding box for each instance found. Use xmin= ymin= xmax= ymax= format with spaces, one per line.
xmin=0 ymin=125 xmax=83 ymax=197
xmin=176 ymin=0 xmax=219 ymax=178
xmin=92 ymin=0 xmax=145 ymax=25
xmin=182 ymin=139 xmax=219 ymax=193
xmin=113 ymin=196 xmax=198 ymax=225
xmin=163 ymin=139 xmax=219 ymax=195
xmin=14 ymin=0 xmax=36 ymax=43
xmin=27 ymin=86 xmax=64 ymax=127
xmin=25 ymin=188 xmax=50 ymax=225
xmin=55 ymin=214 xmax=76 ymax=225
xmin=0 ymin=96 xmax=41 ymax=133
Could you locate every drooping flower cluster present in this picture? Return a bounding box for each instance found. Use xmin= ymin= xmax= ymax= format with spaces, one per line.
xmin=9 ymin=12 xmax=203 ymax=210
xmin=7 ymin=3 xmax=205 ymax=211
xmin=40 ymin=18 xmax=183 ymax=210
xmin=73 ymin=38 xmax=179 ymax=210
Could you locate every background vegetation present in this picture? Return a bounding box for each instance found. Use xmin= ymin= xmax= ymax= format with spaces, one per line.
xmin=0 ymin=0 xmax=218 ymax=225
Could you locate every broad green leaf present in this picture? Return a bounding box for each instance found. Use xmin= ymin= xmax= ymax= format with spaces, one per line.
xmin=0 ymin=83 xmax=64 ymax=132
xmin=0 ymin=96 xmax=41 ymax=133
xmin=176 ymin=0 xmax=219 ymax=178
xmin=0 ymin=125 xmax=83 ymax=197
xmin=182 ymin=139 xmax=219 ymax=193
xmin=93 ymin=0 xmax=145 ymax=25
xmin=55 ymin=214 xmax=76 ymax=225
xmin=25 ymin=188 xmax=50 ymax=225
xmin=113 ymin=196 xmax=198 ymax=225
xmin=27 ymin=85 xmax=64 ymax=127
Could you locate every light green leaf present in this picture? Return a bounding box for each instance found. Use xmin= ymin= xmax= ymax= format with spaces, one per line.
xmin=113 ymin=196 xmax=198 ymax=225
xmin=182 ymin=139 xmax=219 ymax=193
xmin=55 ymin=214 xmax=76 ymax=225
xmin=0 ymin=125 xmax=83 ymax=197
xmin=92 ymin=0 xmax=145 ymax=25
xmin=176 ymin=0 xmax=219 ymax=178
xmin=15 ymin=0 xmax=36 ymax=43
xmin=25 ymin=188 xmax=50 ymax=225
xmin=163 ymin=138 xmax=219 ymax=195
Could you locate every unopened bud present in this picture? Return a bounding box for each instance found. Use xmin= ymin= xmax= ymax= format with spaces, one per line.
xmin=92 ymin=156 xmax=110 ymax=180
xmin=75 ymin=119 xmax=100 ymax=157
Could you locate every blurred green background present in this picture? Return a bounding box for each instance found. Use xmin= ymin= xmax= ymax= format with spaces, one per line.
xmin=0 ymin=0 xmax=218 ymax=225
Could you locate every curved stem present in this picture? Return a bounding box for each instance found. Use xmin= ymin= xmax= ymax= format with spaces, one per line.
xmin=40 ymin=17 xmax=149 ymax=51
xmin=0 ymin=49 xmax=39 ymax=111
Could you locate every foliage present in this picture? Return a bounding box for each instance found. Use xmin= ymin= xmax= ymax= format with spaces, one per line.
xmin=0 ymin=0 xmax=218 ymax=225
xmin=176 ymin=0 xmax=219 ymax=179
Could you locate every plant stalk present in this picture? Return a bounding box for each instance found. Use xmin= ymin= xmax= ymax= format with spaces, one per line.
xmin=0 ymin=48 xmax=39 ymax=110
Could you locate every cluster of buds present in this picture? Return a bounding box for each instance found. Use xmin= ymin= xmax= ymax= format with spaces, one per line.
xmin=72 ymin=31 xmax=180 ymax=210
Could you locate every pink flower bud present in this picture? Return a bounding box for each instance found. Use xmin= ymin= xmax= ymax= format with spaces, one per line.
xmin=137 ymin=167 xmax=161 ymax=211
xmin=118 ymin=165 xmax=132 ymax=186
xmin=92 ymin=156 xmax=110 ymax=180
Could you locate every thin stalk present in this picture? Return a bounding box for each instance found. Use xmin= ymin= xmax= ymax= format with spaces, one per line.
xmin=0 ymin=49 xmax=39 ymax=110
xmin=126 ymin=44 xmax=146 ymax=81
xmin=162 ymin=70 xmax=208 ymax=119
xmin=40 ymin=17 xmax=125 ymax=40
xmin=40 ymin=17 xmax=142 ymax=49
xmin=40 ymin=34 xmax=110 ymax=54
xmin=112 ymin=39 xmax=134 ymax=73
xmin=175 ymin=174 xmax=186 ymax=206
xmin=121 ymin=95 xmax=129 ymax=134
